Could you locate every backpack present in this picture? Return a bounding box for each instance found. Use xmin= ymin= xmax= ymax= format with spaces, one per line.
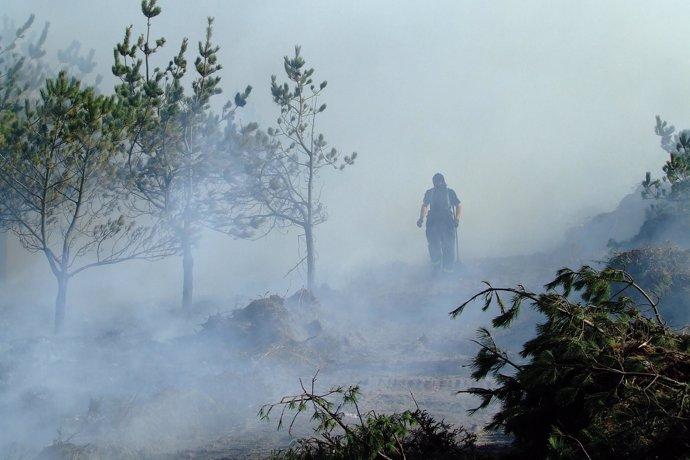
xmin=428 ymin=187 xmax=453 ymax=224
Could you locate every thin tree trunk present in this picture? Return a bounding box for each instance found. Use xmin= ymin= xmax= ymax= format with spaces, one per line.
xmin=306 ymin=127 xmax=315 ymax=291
xmin=0 ymin=231 xmax=6 ymax=285
xmin=182 ymin=226 xmax=194 ymax=311
xmin=305 ymin=223 xmax=315 ymax=292
xmin=54 ymin=273 xmax=68 ymax=333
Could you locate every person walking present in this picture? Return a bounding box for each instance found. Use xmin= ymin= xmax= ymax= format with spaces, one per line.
xmin=417 ymin=173 xmax=462 ymax=273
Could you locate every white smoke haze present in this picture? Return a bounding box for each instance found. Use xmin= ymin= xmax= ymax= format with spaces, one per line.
xmin=1 ymin=0 xmax=689 ymax=457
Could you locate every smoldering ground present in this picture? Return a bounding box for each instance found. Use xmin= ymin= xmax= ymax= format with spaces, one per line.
xmin=0 ymin=259 xmax=499 ymax=457
xmin=0 ymin=189 xmax=649 ymax=458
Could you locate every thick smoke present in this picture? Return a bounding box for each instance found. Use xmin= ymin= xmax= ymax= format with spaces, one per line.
xmin=1 ymin=1 xmax=688 ymax=457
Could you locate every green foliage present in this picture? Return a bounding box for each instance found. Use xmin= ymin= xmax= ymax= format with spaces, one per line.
xmin=634 ymin=116 xmax=690 ymax=248
xmin=239 ymin=46 xmax=357 ymax=290
xmin=0 ymin=12 xmax=164 ymax=329
xmin=111 ymin=0 xmax=254 ymax=309
xmin=112 ymin=4 xmax=249 ymax=228
xmin=0 ymin=70 xmax=172 ymax=330
xmin=57 ymin=40 xmax=99 ymax=82
xmin=645 ymin=116 xmax=690 ymax=202
xmin=610 ymin=247 xmax=690 ymax=327
xmin=260 ymin=374 xmax=477 ymax=459
xmin=452 ymin=266 xmax=690 ymax=459
xmin=1 ymin=14 xmax=101 ymax=110
xmin=0 ymin=14 xmax=50 ymax=107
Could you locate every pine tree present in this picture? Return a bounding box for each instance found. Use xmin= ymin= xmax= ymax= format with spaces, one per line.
xmin=629 ymin=115 xmax=690 ymax=248
xmin=112 ymin=0 xmax=252 ymax=310
xmin=642 ymin=116 xmax=690 ymax=204
xmin=452 ymin=266 xmax=689 ymax=458
xmin=0 ymin=13 xmax=107 ymax=291
xmin=0 ymin=71 xmax=171 ymax=331
xmin=239 ymin=46 xmax=356 ymax=291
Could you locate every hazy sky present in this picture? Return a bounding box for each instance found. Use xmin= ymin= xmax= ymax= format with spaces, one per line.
xmin=4 ymin=1 xmax=690 ymax=298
